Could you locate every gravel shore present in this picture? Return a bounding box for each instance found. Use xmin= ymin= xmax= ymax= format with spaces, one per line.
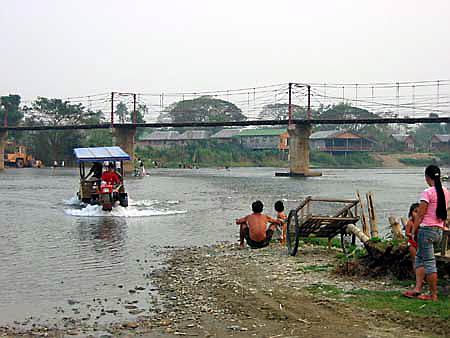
xmin=1 ymin=242 xmax=447 ymax=337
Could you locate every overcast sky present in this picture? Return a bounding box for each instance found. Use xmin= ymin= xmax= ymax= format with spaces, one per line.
xmin=1 ymin=0 xmax=450 ymax=101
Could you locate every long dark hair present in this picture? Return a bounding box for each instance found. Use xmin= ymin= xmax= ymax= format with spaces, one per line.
xmin=408 ymin=202 xmax=419 ymax=219
xmin=425 ymin=165 xmax=447 ymax=221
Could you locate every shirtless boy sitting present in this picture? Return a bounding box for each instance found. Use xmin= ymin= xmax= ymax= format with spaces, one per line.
xmin=236 ymin=200 xmax=282 ymax=249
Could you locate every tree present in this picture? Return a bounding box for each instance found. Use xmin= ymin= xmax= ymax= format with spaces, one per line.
xmin=116 ymin=102 xmax=128 ymax=123
xmin=314 ymin=103 xmax=381 ymax=132
xmin=164 ymin=96 xmax=246 ymax=124
xmin=0 ymin=94 xmax=23 ymax=127
xmin=22 ymin=98 xmax=95 ymax=164
xmin=257 ymin=103 xmax=307 ymax=120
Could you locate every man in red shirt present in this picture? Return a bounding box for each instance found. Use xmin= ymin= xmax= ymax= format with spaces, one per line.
xmin=101 ymin=163 xmax=121 ymax=185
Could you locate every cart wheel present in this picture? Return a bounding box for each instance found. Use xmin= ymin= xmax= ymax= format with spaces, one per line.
xmin=287 ymin=209 xmax=300 ymax=256
xmin=340 ymin=232 xmax=356 ymax=254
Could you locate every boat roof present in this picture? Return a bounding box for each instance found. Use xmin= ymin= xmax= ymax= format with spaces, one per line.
xmin=74 ymin=146 xmax=131 ymax=162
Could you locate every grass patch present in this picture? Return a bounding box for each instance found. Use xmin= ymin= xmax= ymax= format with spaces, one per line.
xmin=306 ymin=283 xmax=343 ymax=297
xmin=299 ymin=264 xmax=334 ymax=272
xmin=398 ymin=157 xmax=437 ymax=167
xmin=349 ymin=289 xmax=450 ymax=320
xmin=307 ymin=282 xmax=450 ymax=321
xmin=301 ymin=237 xmax=342 ymax=248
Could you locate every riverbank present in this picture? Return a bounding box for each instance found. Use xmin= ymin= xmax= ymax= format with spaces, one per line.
xmin=3 ymin=242 xmax=450 ymax=337
xmin=148 ymin=243 xmax=449 ymax=337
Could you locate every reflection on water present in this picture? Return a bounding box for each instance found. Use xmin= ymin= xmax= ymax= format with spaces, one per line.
xmin=0 ymin=166 xmax=447 ymax=326
xmin=77 ymin=217 xmax=127 ymax=257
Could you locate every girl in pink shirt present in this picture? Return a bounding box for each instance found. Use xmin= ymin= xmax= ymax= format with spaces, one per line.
xmin=403 ymin=165 xmax=448 ymax=301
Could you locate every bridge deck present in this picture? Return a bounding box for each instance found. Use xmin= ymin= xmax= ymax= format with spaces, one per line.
xmin=2 ymin=117 xmax=450 ymax=131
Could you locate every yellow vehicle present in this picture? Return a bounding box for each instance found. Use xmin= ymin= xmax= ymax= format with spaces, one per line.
xmin=4 ymin=141 xmax=37 ymax=168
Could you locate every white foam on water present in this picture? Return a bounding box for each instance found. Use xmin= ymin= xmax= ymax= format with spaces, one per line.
xmin=63 ymin=195 xmax=83 ymax=206
xmin=128 ymin=199 xmax=180 ymax=207
xmin=166 ymin=200 xmax=180 ymax=205
xmin=128 ymin=199 xmax=158 ymax=207
xmin=65 ymin=204 xmax=186 ymax=218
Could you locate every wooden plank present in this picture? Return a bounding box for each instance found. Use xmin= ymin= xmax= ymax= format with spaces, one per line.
xmin=333 ymin=201 xmax=359 ymax=218
xmin=295 ymin=196 xmax=312 ymax=213
xmin=366 ymin=192 xmax=379 ymax=238
xmin=307 ymin=216 xmax=359 ymax=222
xmin=357 ymin=191 xmax=369 ymax=237
xmin=309 ymin=198 xmax=359 ymax=203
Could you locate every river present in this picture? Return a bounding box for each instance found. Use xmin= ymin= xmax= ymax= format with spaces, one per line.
xmin=0 ymin=166 xmax=442 ymax=328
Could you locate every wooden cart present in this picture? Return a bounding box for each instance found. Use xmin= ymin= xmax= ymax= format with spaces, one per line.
xmin=286 ymin=197 xmax=360 ymax=256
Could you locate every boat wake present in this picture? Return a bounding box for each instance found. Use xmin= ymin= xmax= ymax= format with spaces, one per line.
xmin=63 ymin=196 xmax=186 ymax=217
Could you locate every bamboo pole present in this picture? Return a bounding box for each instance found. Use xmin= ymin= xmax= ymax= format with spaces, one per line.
xmin=357 ymin=191 xmax=369 ymax=237
xmin=388 ymin=216 xmax=404 ymax=241
xmin=366 ymin=192 xmax=379 ymax=238
xmin=400 ymin=217 xmax=407 ymax=228
xmin=346 ymin=223 xmax=369 ymax=244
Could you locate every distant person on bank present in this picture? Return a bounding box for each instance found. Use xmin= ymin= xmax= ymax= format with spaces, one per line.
xmin=403 ymin=165 xmax=449 ymax=301
xmin=236 ymin=200 xmax=282 ymax=249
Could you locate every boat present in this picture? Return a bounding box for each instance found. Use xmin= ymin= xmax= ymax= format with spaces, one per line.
xmin=74 ymin=146 xmax=131 ymax=211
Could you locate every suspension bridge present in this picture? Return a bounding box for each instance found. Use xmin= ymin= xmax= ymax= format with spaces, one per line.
xmin=1 ymin=80 xmax=449 ymax=174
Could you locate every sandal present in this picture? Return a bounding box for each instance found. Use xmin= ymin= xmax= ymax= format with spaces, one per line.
xmin=417 ymin=294 xmax=436 ymax=301
xmin=403 ymin=290 xmax=421 ymax=298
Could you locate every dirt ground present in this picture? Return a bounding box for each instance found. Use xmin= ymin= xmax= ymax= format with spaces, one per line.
xmin=1 ymin=242 xmax=449 ymax=337
xmin=145 ymin=243 xmax=448 ymax=338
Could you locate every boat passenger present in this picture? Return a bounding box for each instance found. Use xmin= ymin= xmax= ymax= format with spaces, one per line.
xmin=236 ymin=200 xmax=282 ymax=250
xmin=87 ymin=162 xmax=103 ymax=182
xmin=101 ymin=163 xmax=121 ymax=186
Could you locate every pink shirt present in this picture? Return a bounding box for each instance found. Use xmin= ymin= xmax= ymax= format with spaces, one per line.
xmin=420 ymin=186 xmax=450 ymax=227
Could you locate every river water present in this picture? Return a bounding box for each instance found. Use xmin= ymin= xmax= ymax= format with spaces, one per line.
xmin=0 ymin=166 xmax=444 ymax=328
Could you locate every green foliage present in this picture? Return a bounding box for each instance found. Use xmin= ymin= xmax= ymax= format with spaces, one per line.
xmin=257 ymin=103 xmax=307 ymax=120
xmin=307 ymin=283 xmax=450 ymax=320
xmin=0 ymin=95 xmax=23 ymax=127
xmin=116 ymin=102 xmax=128 ymax=123
xmin=310 ymin=151 xmax=381 ymax=168
xmin=335 ymin=247 xmax=368 ymax=264
xmin=349 ymin=289 xmax=450 ymax=320
xmin=21 ymin=97 xmax=96 ymax=165
xmin=398 ymin=157 xmax=437 ymax=167
xmin=165 ymin=96 xmax=246 ymax=123
xmin=436 ymin=152 xmax=450 ymax=163
xmin=306 ymin=283 xmax=343 ymax=297
xmin=136 ymin=141 xmax=286 ymax=168
xmin=82 ymin=129 xmax=113 ymax=147
xmin=301 ymin=237 xmax=342 ymax=248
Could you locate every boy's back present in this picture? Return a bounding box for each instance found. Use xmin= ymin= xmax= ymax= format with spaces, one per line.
xmin=238 ymin=213 xmax=279 ymax=241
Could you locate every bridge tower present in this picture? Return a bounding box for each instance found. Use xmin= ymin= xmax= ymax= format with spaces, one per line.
xmin=276 ymin=83 xmax=321 ymax=177
xmin=275 ymin=124 xmax=321 ymax=177
xmin=112 ymin=126 xmax=136 ymax=175
xmin=0 ymin=130 xmax=7 ymax=170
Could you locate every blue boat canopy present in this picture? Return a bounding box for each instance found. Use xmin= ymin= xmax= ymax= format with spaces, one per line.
xmin=74 ymin=146 xmax=131 ymax=162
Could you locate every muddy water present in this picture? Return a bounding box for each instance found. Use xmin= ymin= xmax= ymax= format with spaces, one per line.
xmin=0 ymin=166 xmax=442 ymax=327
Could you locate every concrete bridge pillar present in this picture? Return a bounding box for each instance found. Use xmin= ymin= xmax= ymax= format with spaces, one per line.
xmin=276 ymin=124 xmax=321 ymax=177
xmin=0 ymin=130 xmax=7 ymax=170
xmin=113 ymin=127 xmax=136 ymax=175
